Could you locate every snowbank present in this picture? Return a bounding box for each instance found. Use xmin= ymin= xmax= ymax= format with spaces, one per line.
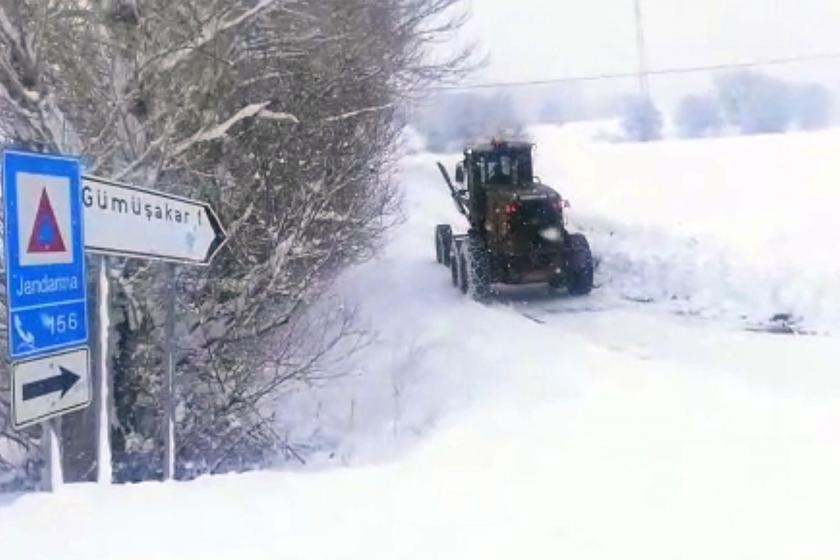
xmin=532 ymin=124 xmax=840 ymax=331
xmin=4 ymin=310 xmax=840 ymax=560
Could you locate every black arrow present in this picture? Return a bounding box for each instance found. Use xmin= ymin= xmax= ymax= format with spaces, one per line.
xmin=202 ymin=205 xmax=227 ymax=264
xmin=22 ymin=367 xmax=80 ymax=401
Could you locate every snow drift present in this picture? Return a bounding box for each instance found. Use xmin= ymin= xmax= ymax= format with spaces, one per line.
xmin=3 ymin=124 xmax=840 ymax=560
xmin=534 ymin=123 xmax=840 ymax=332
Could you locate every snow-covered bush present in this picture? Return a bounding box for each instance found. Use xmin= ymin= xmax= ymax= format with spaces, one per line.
xmin=790 ymin=84 xmax=833 ymax=130
xmin=716 ymin=72 xmax=835 ymax=135
xmin=675 ymin=95 xmax=723 ymax=138
xmin=620 ymin=96 xmax=663 ymax=142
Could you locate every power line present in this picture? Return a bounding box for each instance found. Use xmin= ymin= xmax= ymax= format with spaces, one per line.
xmin=432 ymin=51 xmax=840 ymax=92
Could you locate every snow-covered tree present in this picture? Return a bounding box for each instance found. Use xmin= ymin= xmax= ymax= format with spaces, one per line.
xmin=621 ymin=96 xmax=663 ymax=142
xmin=715 ymin=72 xmax=834 ymax=135
xmin=0 ymin=0 xmax=469 ymax=486
xmin=715 ymin=71 xmax=793 ymax=134
xmin=414 ymin=92 xmax=525 ymax=153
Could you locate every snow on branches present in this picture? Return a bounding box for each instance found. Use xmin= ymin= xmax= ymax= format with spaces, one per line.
xmin=0 ymin=0 xmax=469 ymax=486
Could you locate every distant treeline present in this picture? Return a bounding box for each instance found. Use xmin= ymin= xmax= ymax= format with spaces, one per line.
xmin=413 ymin=70 xmax=835 ymax=149
xmin=676 ymin=71 xmax=833 ymax=137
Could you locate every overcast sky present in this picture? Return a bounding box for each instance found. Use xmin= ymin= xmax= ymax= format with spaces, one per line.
xmin=458 ymin=0 xmax=840 ymax=103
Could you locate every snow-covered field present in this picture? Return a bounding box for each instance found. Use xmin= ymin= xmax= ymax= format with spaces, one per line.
xmin=537 ymin=122 xmax=840 ymax=332
xmin=3 ymin=125 xmax=840 ymax=559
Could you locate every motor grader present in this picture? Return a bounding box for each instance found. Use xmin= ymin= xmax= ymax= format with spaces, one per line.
xmin=434 ymin=139 xmax=593 ymax=300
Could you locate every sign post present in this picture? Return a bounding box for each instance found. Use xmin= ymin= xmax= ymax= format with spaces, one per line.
xmin=80 ymin=176 xmax=226 ymax=481
xmin=3 ymin=150 xmax=92 ymax=491
xmin=42 ymin=417 xmax=62 ymax=492
xmin=163 ymin=263 xmax=176 ymax=481
xmin=95 ymin=255 xmax=112 ymax=485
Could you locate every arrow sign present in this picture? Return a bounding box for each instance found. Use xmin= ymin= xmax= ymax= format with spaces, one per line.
xmin=81 ymin=176 xmax=227 ymax=265
xmin=22 ymin=366 xmax=81 ymax=401
xmin=12 ymin=347 xmax=91 ymax=430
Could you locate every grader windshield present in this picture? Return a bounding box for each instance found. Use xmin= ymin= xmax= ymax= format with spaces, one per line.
xmin=476 ymin=148 xmax=534 ymax=187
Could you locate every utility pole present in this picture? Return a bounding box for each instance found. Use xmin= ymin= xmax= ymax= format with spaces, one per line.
xmin=634 ymin=0 xmax=651 ymax=100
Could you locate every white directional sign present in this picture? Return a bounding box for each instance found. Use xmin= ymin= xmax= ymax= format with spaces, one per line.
xmin=81 ymin=176 xmax=227 ymax=265
xmin=11 ymin=347 xmax=91 ymax=430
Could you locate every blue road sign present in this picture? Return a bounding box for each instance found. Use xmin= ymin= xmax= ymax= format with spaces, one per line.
xmin=3 ymin=151 xmax=88 ymax=359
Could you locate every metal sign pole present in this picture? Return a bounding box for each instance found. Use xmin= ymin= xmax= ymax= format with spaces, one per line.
xmin=41 ymin=417 xmax=63 ymax=491
xmin=96 ymin=255 xmax=112 ymax=484
xmin=163 ymin=262 xmax=176 ymax=481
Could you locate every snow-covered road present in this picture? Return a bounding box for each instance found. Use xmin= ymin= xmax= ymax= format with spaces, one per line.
xmin=2 ymin=125 xmax=840 ymax=559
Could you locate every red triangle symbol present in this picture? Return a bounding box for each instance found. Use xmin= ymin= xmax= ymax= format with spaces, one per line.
xmin=27 ymin=188 xmax=67 ymax=253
